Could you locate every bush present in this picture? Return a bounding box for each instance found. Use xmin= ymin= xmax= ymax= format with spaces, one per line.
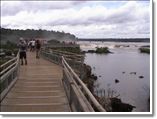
xmin=5 ymin=50 xmax=12 ymax=56
xmin=52 ymin=47 xmax=81 ymax=54
xmin=139 ymin=47 xmax=150 ymax=54
xmin=0 ymin=41 xmax=17 ymax=50
xmin=95 ymin=47 xmax=111 ymax=54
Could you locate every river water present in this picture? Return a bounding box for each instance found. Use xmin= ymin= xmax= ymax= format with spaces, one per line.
xmin=77 ymin=41 xmax=150 ymax=112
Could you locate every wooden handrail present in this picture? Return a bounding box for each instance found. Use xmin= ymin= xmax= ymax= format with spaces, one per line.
xmin=62 ymin=56 xmax=106 ymax=112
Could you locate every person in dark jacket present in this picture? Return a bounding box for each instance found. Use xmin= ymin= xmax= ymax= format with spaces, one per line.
xmin=35 ymin=39 xmax=41 ymax=59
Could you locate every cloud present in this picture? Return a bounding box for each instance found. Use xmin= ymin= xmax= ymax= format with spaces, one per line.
xmin=1 ymin=1 xmax=85 ymax=16
xmin=1 ymin=1 xmax=150 ymax=38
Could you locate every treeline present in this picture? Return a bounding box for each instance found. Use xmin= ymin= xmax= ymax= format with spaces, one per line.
xmin=79 ymin=38 xmax=150 ymax=42
xmin=1 ymin=27 xmax=77 ymax=44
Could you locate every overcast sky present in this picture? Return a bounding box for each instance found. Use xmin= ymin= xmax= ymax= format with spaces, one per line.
xmin=1 ymin=1 xmax=150 ymax=38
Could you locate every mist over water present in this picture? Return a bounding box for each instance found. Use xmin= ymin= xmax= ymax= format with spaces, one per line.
xmin=78 ymin=41 xmax=150 ymax=112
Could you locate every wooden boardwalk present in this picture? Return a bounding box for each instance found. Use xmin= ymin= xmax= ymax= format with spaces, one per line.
xmin=1 ymin=52 xmax=70 ymax=112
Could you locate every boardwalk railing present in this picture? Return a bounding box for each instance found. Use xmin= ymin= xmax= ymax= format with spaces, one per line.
xmin=62 ymin=56 xmax=106 ymax=112
xmin=0 ymin=52 xmax=20 ymax=101
xmin=49 ymin=49 xmax=84 ymax=62
xmin=41 ymin=49 xmax=106 ymax=112
xmin=41 ymin=49 xmax=84 ymax=78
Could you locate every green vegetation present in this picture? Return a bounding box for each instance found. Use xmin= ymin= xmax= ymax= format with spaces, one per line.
xmin=1 ymin=27 xmax=77 ymax=44
xmin=0 ymin=41 xmax=18 ymax=50
xmin=87 ymin=47 xmax=111 ymax=54
xmin=52 ymin=47 xmax=81 ymax=54
xmin=95 ymin=47 xmax=111 ymax=53
xmin=0 ymin=58 xmax=10 ymax=65
xmin=139 ymin=47 xmax=150 ymax=54
xmin=48 ymin=40 xmax=81 ymax=54
xmin=0 ymin=41 xmax=18 ymax=65
xmin=1 ymin=27 xmax=77 ymax=65
xmin=0 ymin=40 xmax=18 ymax=56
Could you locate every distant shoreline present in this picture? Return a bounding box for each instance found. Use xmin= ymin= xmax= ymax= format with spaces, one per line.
xmin=78 ymin=38 xmax=150 ymax=42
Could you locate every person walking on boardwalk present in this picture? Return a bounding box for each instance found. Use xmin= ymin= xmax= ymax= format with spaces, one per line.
xmin=35 ymin=39 xmax=41 ymax=59
xmin=19 ymin=38 xmax=27 ymax=65
xmin=30 ymin=39 xmax=35 ymax=52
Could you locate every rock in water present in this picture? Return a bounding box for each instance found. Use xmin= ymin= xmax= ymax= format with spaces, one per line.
xmin=139 ymin=76 xmax=144 ymax=78
xmin=115 ymin=79 xmax=119 ymax=83
xmin=130 ymin=72 xmax=136 ymax=75
xmin=110 ymin=98 xmax=136 ymax=112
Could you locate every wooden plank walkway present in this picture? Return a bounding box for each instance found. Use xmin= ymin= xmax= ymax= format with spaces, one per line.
xmin=1 ymin=52 xmax=70 ymax=112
